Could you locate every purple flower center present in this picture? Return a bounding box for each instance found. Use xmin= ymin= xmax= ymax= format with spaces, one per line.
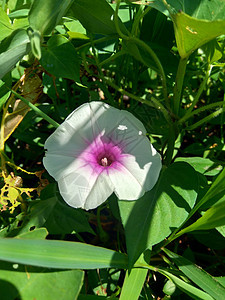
xmin=80 ymin=134 xmax=125 ymax=173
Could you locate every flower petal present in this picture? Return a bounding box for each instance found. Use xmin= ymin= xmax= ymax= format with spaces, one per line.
xmin=108 ymin=141 xmax=161 ymax=200
xmin=43 ymin=153 xmax=90 ymax=181
xmin=58 ymin=170 xmax=114 ymax=210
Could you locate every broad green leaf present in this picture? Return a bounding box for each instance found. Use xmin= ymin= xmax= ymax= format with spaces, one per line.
xmin=163 ymin=248 xmax=225 ymax=300
xmin=165 ymin=0 xmax=225 ymax=20
xmin=120 ymin=268 xmax=148 ymax=300
xmin=0 ymin=29 xmax=30 ymax=79
xmin=175 ymin=157 xmax=223 ymax=176
xmin=40 ymin=35 xmax=80 ymax=82
xmin=68 ymin=0 xmax=127 ymax=35
xmin=0 ymin=239 xmax=128 ymax=269
xmin=119 ymin=162 xmax=198 ymax=266
xmin=171 ymin=11 xmax=225 ymax=58
xmin=0 ymin=7 xmax=13 ymax=42
xmin=28 ymin=0 xmax=72 ymax=35
xmin=159 ymin=268 xmax=214 ymax=300
xmin=147 ymin=0 xmax=225 ymax=58
xmin=20 ymin=184 xmax=94 ymax=235
xmin=178 ymin=200 xmax=225 ymax=234
xmin=0 ymin=261 xmax=83 ymax=300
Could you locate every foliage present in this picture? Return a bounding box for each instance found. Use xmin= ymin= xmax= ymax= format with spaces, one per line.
xmin=0 ymin=0 xmax=225 ymax=299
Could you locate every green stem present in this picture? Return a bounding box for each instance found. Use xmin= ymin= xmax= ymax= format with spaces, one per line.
xmin=103 ymin=76 xmax=171 ymax=124
xmin=163 ymin=124 xmax=176 ymax=166
xmin=89 ymin=39 xmax=115 ymax=105
xmin=185 ymin=106 xmax=225 ymax=131
xmin=131 ymin=6 xmax=152 ymax=36
xmin=115 ymin=0 xmax=168 ymax=107
xmin=185 ymin=64 xmax=213 ymax=117
xmin=75 ymin=35 xmax=118 ymax=52
xmin=178 ymin=101 xmax=225 ymax=125
xmin=130 ymin=36 xmax=168 ymax=104
xmin=114 ymin=0 xmax=130 ymax=40
xmin=98 ymin=50 xmax=126 ymax=67
xmin=173 ymin=56 xmax=189 ymax=116
xmin=9 ymin=90 xmax=59 ymax=128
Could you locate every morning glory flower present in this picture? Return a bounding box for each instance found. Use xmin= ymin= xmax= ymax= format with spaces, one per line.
xmin=43 ymin=101 xmax=161 ymax=210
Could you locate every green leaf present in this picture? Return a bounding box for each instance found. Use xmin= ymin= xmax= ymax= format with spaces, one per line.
xmin=159 ymin=268 xmax=214 ymax=300
xmin=163 ymin=248 xmax=225 ymax=300
xmin=202 ymin=39 xmax=223 ymax=63
xmin=120 ymin=268 xmax=148 ymax=300
xmin=195 ymin=166 xmax=225 ymax=210
xmin=178 ymin=200 xmax=225 ymax=234
xmin=40 ymin=35 xmax=80 ymax=81
xmin=119 ymin=162 xmax=198 ymax=266
xmin=0 ymin=7 xmax=13 ymax=42
xmin=68 ymin=0 xmax=127 ymax=35
xmin=20 ymin=184 xmax=94 ymax=235
xmin=0 ymin=261 xmax=84 ymax=300
xmin=175 ymin=157 xmax=223 ymax=176
xmin=148 ymin=0 xmax=225 ymax=58
xmin=171 ymin=11 xmax=225 ymax=58
xmin=28 ymin=0 xmax=72 ymax=35
xmin=0 ymin=29 xmax=30 ymax=79
xmin=16 ymin=228 xmax=48 ymax=240
xmin=0 ymin=239 xmax=128 ymax=269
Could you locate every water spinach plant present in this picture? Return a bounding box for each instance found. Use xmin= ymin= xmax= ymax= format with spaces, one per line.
xmin=0 ymin=0 xmax=225 ymax=299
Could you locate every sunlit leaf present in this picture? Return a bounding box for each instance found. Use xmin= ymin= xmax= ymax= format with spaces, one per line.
xmin=163 ymin=248 xmax=225 ymax=299
xmin=0 ymin=239 xmax=128 ymax=269
xmin=147 ymin=0 xmax=225 ymax=58
xmin=0 ymin=29 xmax=30 ymax=79
xmin=68 ymin=0 xmax=127 ymax=35
xmin=120 ymin=268 xmax=148 ymax=300
xmin=0 ymin=7 xmax=13 ymax=42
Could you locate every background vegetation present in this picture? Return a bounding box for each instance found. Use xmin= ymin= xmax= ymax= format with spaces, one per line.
xmin=0 ymin=0 xmax=225 ymax=299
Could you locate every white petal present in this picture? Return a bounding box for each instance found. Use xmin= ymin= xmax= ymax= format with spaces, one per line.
xmin=58 ymin=170 xmax=114 ymax=210
xmin=123 ymin=140 xmax=162 ymax=192
xmin=44 ymin=102 xmax=108 ymax=157
xmin=109 ymin=142 xmax=161 ymax=200
xmin=43 ymin=153 xmax=91 ymax=181
xmin=108 ymin=162 xmax=145 ymax=200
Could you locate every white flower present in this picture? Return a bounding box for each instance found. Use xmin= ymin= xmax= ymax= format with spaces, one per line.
xmin=43 ymin=101 xmax=161 ymax=210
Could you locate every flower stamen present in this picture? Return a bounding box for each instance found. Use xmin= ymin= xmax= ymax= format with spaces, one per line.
xmin=100 ymin=156 xmax=112 ymax=167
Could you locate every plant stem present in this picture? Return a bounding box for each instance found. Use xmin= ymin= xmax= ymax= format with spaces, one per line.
xmin=185 ymin=106 xmax=225 ymax=131
xmin=115 ymin=0 xmax=168 ymax=107
xmin=185 ymin=64 xmax=213 ymax=116
xmin=178 ymin=100 xmax=225 ymax=125
xmin=98 ymin=50 xmax=126 ymax=67
xmin=103 ymin=76 xmax=171 ymax=124
xmin=9 ymin=90 xmax=59 ymax=128
xmin=173 ymin=56 xmax=188 ymax=116
xmin=75 ymin=35 xmax=118 ymax=52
